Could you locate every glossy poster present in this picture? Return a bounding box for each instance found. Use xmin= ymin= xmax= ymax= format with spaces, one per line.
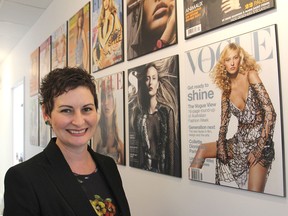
xmin=52 ymin=22 xmax=67 ymax=70
xmin=92 ymin=0 xmax=123 ymax=72
xmin=30 ymin=48 xmax=39 ymax=96
xmin=127 ymin=0 xmax=178 ymax=60
xmin=128 ymin=55 xmax=181 ymax=177
xmin=186 ymin=25 xmax=285 ymax=196
xmin=68 ymin=2 xmax=90 ymax=72
xmin=92 ymin=72 xmax=125 ymax=165
xmin=184 ymin=0 xmax=275 ymax=39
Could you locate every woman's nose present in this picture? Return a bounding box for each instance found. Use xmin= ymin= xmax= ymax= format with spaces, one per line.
xmin=72 ymin=111 xmax=85 ymax=126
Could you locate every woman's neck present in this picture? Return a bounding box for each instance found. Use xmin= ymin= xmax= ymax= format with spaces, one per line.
xmin=148 ymin=96 xmax=158 ymax=114
xmin=56 ymin=141 xmax=96 ymax=175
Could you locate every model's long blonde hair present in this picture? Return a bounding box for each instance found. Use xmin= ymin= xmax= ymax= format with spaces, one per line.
xmin=211 ymin=43 xmax=260 ymax=95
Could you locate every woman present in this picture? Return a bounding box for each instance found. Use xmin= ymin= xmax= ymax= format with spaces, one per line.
xmin=93 ymin=0 xmax=122 ymax=69
xmin=190 ymin=43 xmax=276 ymax=192
xmin=75 ymin=9 xmax=88 ymax=70
xmin=93 ymin=77 xmax=124 ymax=165
xmin=3 ymin=67 xmax=130 ymax=216
xmin=129 ymin=56 xmax=180 ymax=176
xmin=127 ymin=0 xmax=176 ymax=59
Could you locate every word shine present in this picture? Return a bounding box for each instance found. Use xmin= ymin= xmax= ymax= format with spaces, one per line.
xmin=188 ymin=88 xmax=214 ymax=101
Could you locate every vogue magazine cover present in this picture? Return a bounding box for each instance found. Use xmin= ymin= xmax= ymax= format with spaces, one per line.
xmin=68 ymin=2 xmax=90 ymax=72
xmin=127 ymin=0 xmax=178 ymax=60
xmin=128 ymin=55 xmax=181 ymax=177
xmin=92 ymin=0 xmax=123 ymax=72
xmin=186 ymin=24 xmax=285 ymax=196
xmin=184 ymin=0 xmax=275 ymax=39
xmin=92 ymin=72 xmax=126 ymax=165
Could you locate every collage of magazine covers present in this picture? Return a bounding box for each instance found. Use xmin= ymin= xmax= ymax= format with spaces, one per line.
xmin=28 ymin=0 xmax=285 ymax=196
xmin=186 ymin=24 xmax=284 ymax=197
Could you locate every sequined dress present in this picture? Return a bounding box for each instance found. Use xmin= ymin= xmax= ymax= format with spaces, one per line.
xmin=215 ymin=83 xmax=276 ymax=188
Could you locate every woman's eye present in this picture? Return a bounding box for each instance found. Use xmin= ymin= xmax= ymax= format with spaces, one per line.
xmin=60 ymin=109 xmax=72 ymax=113
xmin=83 ymin=107 xmax=93 ymax=112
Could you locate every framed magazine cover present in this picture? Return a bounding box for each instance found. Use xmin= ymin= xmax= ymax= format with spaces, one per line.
xmin=68 ymin=2 xmax=90 ymax=73
xmin=30 ymin=47 xmax=39 ymax=96
xmin=39 ymin=37 xmax=52 ymax=147
xmin=128 ymin=55 xmax=181 ymax=177
xmin=92 ymin=71 xmax=126 ymax=165
xmin=184 ymin=0 xmax=276 ymax=39
xmin=30 ymin=94 xmax=39 ymax=146
xmin=91 ymin=0 xmax=124 ymax=72
xmin=186 ymin=24 xmax=285 ymax=196
xmin=127 ymin=0 xmax=178 ymax=60
xmin=51 ymin=22 xmax=67 ymax=70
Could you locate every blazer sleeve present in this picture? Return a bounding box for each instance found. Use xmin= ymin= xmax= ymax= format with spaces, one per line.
xmin=3 ymin=166 xmax=40 ymax=216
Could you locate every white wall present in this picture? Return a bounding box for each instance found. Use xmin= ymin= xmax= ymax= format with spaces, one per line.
xmin=1 ymin=0 xmax=288 ymax=215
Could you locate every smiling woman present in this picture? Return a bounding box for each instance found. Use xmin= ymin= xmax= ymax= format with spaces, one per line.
xmin=3 ymin=67 xmax=130 ymax=216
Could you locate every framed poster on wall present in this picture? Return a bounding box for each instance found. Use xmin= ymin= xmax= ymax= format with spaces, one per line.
xmin=186 ymin=24 xmax=285 ymax=197
xmin=30 ymin=94 xmax=39 ymax=146
xmin=127 ymin=0 xmax=178 ymax=60
xmin=52 ymin=22 xmax=67 ymax=70
xmin=92 ymin=71 xmax=125 ymax=165
xmin=39 ymin=37 xmax=52 ymax=147
xmin=68 ymin=2 xmax=90 ymax=73
xmin=128 ymin=55 xmax=181 ymax=177
xmin=91 ymin=0 xmax=124 ymax=72
xmin=30 ymin=47 xmax=39 ymax=96
xmin=184 ymin=0 xmax=276 ymax=39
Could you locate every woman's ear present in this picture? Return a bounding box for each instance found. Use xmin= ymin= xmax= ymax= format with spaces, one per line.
xmin=41 ymin=104 xmax=50 ymax=125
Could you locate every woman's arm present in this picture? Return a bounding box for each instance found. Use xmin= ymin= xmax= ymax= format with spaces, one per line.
xmin=217 ymin=93 xmax=232 ymax=164
xmin=248 ymin=70 xmax=276 ymax=166
xmin=98 ymin=14 xmax=115 ymax=52
xmin=4 ymin=167 xmax=39 ymax=216
xmin=81 ymin=30 xmax=88 ymax=70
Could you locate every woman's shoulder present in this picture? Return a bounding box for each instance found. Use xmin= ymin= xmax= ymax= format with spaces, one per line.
xmin=247 ymin=70 xmax=261 ymax=84
xmin=5 ymin=151 xmax=46 ymax=179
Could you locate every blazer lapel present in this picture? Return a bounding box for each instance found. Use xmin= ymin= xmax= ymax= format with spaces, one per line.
xmin=42 ymin=139 xmax=96 ymax=216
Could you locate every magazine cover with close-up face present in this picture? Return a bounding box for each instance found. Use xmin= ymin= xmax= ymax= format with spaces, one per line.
xmin=186 ymin=24 xmax=285 ymax=197
xmin=128 ymin=55 xmax=181 ymax=177
xmin=127 ymin=0 xmax=178 ymax=60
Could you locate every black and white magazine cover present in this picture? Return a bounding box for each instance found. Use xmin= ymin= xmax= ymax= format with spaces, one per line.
xmin=128 ymin=55 xmax=181 ymax=177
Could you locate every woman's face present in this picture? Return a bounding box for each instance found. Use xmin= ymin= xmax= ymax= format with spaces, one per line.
xmin=145 ymin=66 xmax=159 ymax=97
xmin=46 ymin=86 xmax=98 ymax=148
xmin=143 ymin=0 xmax=173 ymax=34
xmin=103 ymin=0 xmax=109 ymax=10
xmin=101 ymin=90 xmax=114 ymax=118
xmin=77 ymin=13 xmax=83 ymax=28
xmin=223 ymin=49 xmax=241 ymax=75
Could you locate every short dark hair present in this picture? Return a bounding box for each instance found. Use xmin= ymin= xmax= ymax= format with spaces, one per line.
xmin=40 ymin=67 xmax=98 ymax=116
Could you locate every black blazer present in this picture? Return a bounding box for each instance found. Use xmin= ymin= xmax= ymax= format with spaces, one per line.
xmin=3 ymin=138 xmax=130 ymax=216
